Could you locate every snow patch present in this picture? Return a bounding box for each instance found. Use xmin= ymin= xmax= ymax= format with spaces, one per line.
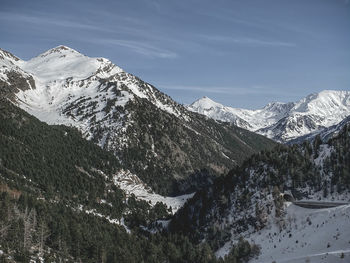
xmin=314 ymin=144 xmax=334 ymax=167
xmin=113 ymin=170 xmax=194 ymax=213
xmin=216 ymin=203 xmax=350 ymax=263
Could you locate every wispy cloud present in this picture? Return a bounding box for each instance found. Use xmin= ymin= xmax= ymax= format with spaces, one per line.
xmin=160 ymin=84 xmax=298 ymax=96
xmin=197 ymin=9 xmax=269 ymax=31
xmin=159 ymin=85 xmax=265 ymax=95
xmin=89 ymin=38 xmax=177 ymax=59
xmin=200 ymin=35 xmax=296 ymax=47
xmin=0 ymin=11 xmax=109 ymax=32
xmin=0 ymin=10 xmax=179 ymax=59
xmin=142 ymin=0 xmax=163 ymax=12
xmin=196 ymin=8 xmax=313 ymax=37
xmin=160 ymin=85 xmax=236 ymax=94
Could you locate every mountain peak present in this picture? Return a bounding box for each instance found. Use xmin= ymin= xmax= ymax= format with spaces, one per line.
xmin=188 ymin=90 xmax=350 ymax=142
xmin=36 ymin=45 xmax=83 ymax=61
xmin=303 ymin=90 xmax=349 ymax=101
xmin=198 ymin=96 xmax=216 ymax=103
xmin=190 ymin=96 xmax=223 ymax=109
xmin=21 ymin=45 xmax=122 ymax=82
xmin=41 ymin=45 xmax=81 ymax=56
xmin=54 ymin=45 xmax=75 ymax=50
xmin=293 ymin=89 xmax=350 ymax=113
xmin=317 ymin=89 xmax=350 ymax=100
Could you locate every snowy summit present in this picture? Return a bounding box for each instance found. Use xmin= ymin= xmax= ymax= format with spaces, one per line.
xmin=188 ymin=90 xmax=350 ymax=142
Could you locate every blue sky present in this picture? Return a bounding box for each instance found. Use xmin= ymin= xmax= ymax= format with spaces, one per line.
xmin=1 ymin=0 xmax=349 ymax=108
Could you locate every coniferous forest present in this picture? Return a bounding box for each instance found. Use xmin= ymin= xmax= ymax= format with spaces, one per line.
xmin=0 ymin=99 xmax=260 ymax=262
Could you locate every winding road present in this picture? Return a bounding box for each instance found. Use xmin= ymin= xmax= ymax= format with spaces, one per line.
xmin=293 ymin=200 xmax=349 ymax=209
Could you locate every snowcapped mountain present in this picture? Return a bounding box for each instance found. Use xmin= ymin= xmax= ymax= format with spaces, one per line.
xmin=6 ymin=45 xmax=184 ymax=126
xmin=188 ymin=90 xmax=350 ymax=143
xmin=21 ymin=45 xmax=123 ymax=80
xmin=188 ymin=96 xmax=295 ymax=131
xmin=0 ymin=46 xmax=275 ymax=196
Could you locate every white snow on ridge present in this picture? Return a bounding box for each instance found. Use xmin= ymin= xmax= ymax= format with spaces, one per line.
xmin=0 ymin=48 xmax=32 ymax=83
xmin=120 ymin=79 xmax=186 ymax=119
xmin=5 ymin=45 xmax=128 ymax=129
xmin=2 ymin=45 xmax=187 ymax=123
xmin=188 ymin=90 xmax=350 ymax=142
xmin=113 ymin=170 xmax=194 ymax=213
xmin=188 ymin=96 xmax=292 ymax=131
xmin=16 ymin=77 xmax=106 ymax=124
xmin=8 ymin=45 xmax=179 ymax=151
xmin=216 ymin=203 xmax=350 ymax=263
xmin=126 ymin=82 xmax=148 ymax=99
xmin=18 ymin=45 xmax=123 ymax=82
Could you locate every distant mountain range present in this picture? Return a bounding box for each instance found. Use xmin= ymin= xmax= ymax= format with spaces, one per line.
xmin=0 ymin=46 xmax=275 ymax=196
xmin=188 ymin=90 xmax=350 ymax=143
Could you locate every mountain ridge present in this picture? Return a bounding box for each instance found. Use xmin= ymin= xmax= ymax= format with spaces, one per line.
xmin=188 ymin=90 xmax=350 ymax=143
xmin=0 ymin=46 xmax=275 ymax=196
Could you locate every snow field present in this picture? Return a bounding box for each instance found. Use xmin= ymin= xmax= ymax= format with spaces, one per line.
xmin=217 ymin=203 xmax=350 ymax=263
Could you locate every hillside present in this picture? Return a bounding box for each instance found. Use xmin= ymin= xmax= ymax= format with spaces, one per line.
xmin=0 ymin=46 xmax=276 ymax=196
xmin=171 ymin=123 xmax=350 ymax=261
xmin=0 ymin=99 xmax=239 ymax=263
xmin=247 ymin=203 xmax=350 ymax=263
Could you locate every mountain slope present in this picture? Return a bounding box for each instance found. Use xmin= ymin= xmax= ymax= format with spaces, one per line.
xmin=288 ymin=115 xmax=350 ymax=144
xmin=0 ymin=98 xmax=124 ymax=211
xmin=0 ymin=46 xmax=276 ymax=195
xmin=246 ymin=203 xmax=350 ymax=263
xmin=171 ymin=123 xmax=350 ymax=261
xmin=0 ymin=48 xmax=35 ymax=100
xmin=188 ymin=90 xmax=350 ymax=143
xmin=0 ymin=99 xmax=233 ymax=263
